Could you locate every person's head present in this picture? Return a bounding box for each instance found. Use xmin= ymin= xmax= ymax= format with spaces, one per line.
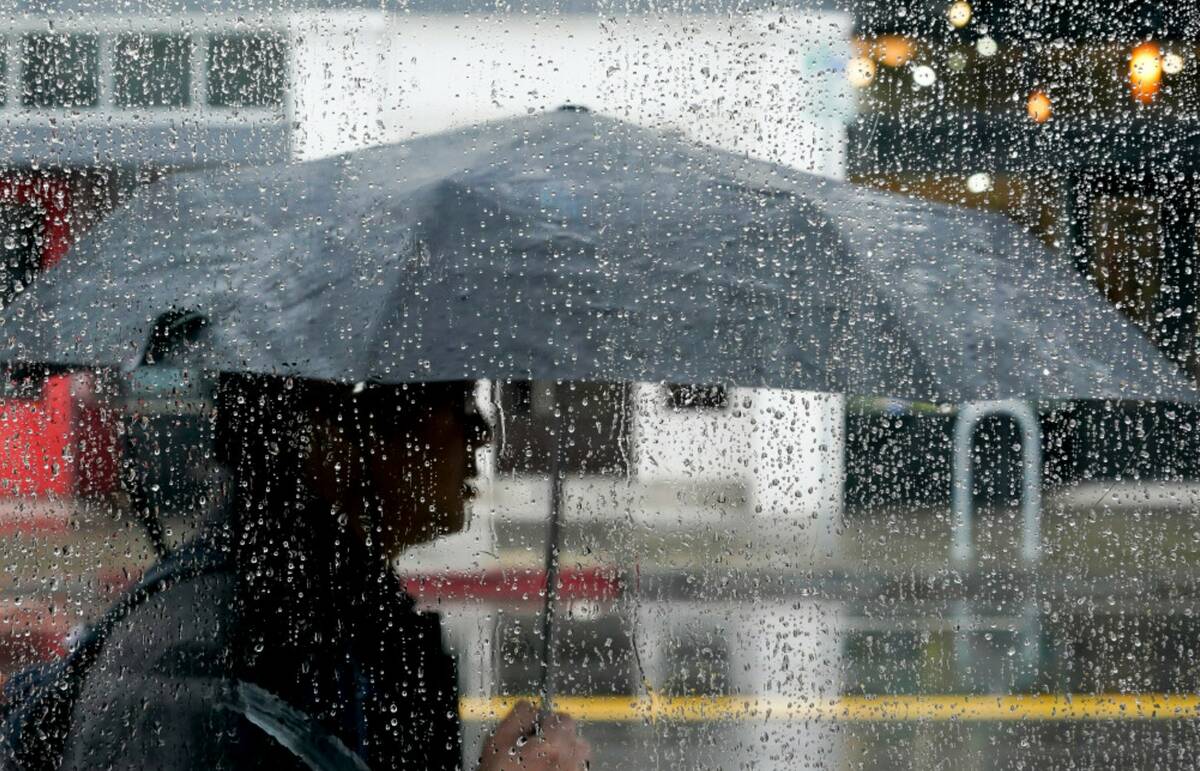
xmin=218 ymin=375 xmax=490 ymax=559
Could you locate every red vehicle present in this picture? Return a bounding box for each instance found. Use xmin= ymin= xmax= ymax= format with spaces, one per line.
xmin=0 ymin=173 xmax=118 ymax=511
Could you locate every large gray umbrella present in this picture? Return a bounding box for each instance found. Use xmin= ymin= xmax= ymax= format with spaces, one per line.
xmin=2 ymin=108 xmax=1193 ymax=402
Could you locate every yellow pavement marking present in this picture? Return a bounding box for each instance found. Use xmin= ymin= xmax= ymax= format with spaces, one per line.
xmin=460 ymin=694 xmax=1200 ymax=722
xmin=4 ymin=666 xmax=1188 ymax=724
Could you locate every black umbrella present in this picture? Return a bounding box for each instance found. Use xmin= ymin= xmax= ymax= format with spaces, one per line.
xmin=2 ymin=109 xmax=1194 ymax=712
xmin=3 ymin=109 xmax=1192 ymax=402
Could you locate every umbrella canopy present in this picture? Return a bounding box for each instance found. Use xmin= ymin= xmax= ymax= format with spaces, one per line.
xmin=2 ymin=109 xmax=1192 ymax=402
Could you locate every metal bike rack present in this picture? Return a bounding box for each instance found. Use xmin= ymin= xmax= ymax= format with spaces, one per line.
xmin=951 ymin=400 xmax=1043 ymax=566
xmin=951 ymin=400 xmax=1043 ymax=691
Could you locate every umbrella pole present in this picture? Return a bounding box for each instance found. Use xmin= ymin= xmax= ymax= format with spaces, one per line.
xmin=538 ymin=383 xmax=565 ymax=716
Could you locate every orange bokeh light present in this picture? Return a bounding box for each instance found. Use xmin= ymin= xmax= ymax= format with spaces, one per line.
xmin=1129 ymin=41 xmax=1163 ymax=103
xmin=871 ymin=35 xmax=916 ymax=68
xmin=1026 ymin=90 xmax=1052 ymax=123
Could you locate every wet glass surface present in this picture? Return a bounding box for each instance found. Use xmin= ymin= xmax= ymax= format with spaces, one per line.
xmin=0 ymin=3 xmax=1198 ymax=769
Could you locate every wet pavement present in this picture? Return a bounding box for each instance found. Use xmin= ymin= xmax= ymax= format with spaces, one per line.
xmin=4 ymin=480 xmax=1200 ymax=769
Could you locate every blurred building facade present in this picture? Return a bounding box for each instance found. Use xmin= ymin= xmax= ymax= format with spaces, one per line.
xmin=0 ymin=11 xmax=292 ymax=498
xmin=839 ymin=0 xmax=1200 ymax=525
xmin=846 ymin=0 xmax=1200 ymax=374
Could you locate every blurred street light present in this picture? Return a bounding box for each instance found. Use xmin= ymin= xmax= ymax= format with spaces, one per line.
xmin=1026 ymin=90 xmax=1052 ymax=123
xmin=966 ymin=171 xmax=993 ymax=193
xmin=1129 ymin=41 xmax=1163 ymax=103
xmin=1162 ymin=51 xmax=1185 ymax=75
xmin=948 ymin=2 xmax=972 ymax=29
xmin=912 ymin=64 xmax=937 ymax=87
xmin=872 ymin=35 xmax=915 ymax=68
xmin=976 ymin=35 xmax=998 ymax=58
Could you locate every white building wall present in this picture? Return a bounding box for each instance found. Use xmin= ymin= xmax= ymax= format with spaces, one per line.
xmin=629 ymin=386 xmax=844 ymax=546
xmin=630 ymin=383 xmax=752 ymax=487
xmin=288 ymin=9 xmax=852 ymax=179
xmin=748 ymin=389 xmax=845 ymax=564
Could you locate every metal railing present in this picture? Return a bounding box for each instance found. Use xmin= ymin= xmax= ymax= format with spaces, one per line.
xmin=951 ymin=399 xmax=1043 ymax=566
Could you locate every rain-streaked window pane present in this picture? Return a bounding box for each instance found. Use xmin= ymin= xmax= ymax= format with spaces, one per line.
xmin=113 ymin=34 xmax=190 ymax=108
xmin=21 ymin=34 xmax=99 ymax=108
xmin=3 ymin=5 xmax=1200 ymax=770
xmin=205 ymin=34 xmax=285 ymax=108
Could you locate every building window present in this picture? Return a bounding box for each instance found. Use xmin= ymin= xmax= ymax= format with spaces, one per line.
xmin=665 ymin=383 xmax=728 ymax=410
xmin=114 ymin=34 xmax=190 ymax=108
xmin=494 ymin=380 xmax=631 ymax=476
xmin=0 ymin=200 xmax=43 ymax=306
xmin=206 ymin=33 xmax=285 ymax=108
xmin=21 ymin=34 xmax=100 ymax=108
